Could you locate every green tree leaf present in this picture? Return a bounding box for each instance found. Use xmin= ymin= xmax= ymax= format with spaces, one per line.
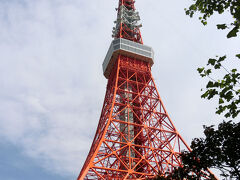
xmin=232 ymin=69 xmax=237 ymax=73
xmin=206 ymin=69 xmax=212 ymax=75
xmin=206 ymin=81 xmax=214 ymax=88
xmin=218 ymin=55 xmax=226 ymax=62
xmin=219 ymin=98 xmax=224 ymax=104
xmin=208 ymin=58 xmax=216 ymax=65
xmin=217 ymin=24 xmax=227 ymax=30
xmin=197 ymin=67 xmax=204 ymax=73
xmin=227 ymin=27 xmax=239 ymax=38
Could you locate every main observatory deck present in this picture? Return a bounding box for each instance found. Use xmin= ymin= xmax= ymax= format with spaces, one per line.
xmin=103 ymin=38 xmax=154 ymax=79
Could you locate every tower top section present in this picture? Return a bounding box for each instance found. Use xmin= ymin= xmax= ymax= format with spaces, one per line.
xmin=103 ymin=0 xmax=154 ymax=79
xmin=112 ymin=0 xmax=143 ymax=44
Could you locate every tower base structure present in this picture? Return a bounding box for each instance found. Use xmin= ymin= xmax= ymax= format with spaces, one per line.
xmin=78 ymin=54 xmax=192 ymax=179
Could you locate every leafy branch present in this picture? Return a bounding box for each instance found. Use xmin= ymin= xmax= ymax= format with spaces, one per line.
xmin=185 ymin=0 xmax=240 ymax=38
xmin=197 ymin=55 xmax=240 ymax=118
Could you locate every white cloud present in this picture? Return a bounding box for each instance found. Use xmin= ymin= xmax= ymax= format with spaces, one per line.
xmin=0 ymin=0 xmax=115 ymax=177
xmin=0 ymin=0 xmax=239 ymax=178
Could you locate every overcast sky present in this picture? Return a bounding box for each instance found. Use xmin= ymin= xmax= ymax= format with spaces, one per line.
xmin=0 ymin=0 xmax=239 ymax=179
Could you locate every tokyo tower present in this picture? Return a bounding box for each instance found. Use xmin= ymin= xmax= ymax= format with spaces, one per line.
xmin=77 ymin=0 xmax=192 ymax=179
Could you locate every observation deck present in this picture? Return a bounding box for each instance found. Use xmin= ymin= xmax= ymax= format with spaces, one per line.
xmin=103 ymin=38 xmax=154 ymax=79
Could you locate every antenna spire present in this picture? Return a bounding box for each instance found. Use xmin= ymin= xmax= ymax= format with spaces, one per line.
xmin=112 ymin=0 xmax=143 ymax=44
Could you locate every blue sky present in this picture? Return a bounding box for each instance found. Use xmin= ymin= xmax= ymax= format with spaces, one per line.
xmin=0 ymin=140 xmax=70 ymax=180
xmin=0 ymin=0 xmax=239 ymax=179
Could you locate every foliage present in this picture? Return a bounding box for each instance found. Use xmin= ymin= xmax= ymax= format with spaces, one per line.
xmin=184 ymin=0 xmax=240 ymax=119
xmin=152 ymin=1 xmax=240 ymax=180
xmin=185 ymin=0 xmax=240 ymax=38
xmin=181 ymin=1 xmax=240 ymax=179
xmin=151 ymin=167 xmax=216 ymax=180
xmin=152 ymin=121 xmax=240 ymax=180
xmin=180 ymin=121 xmax=240 ymax=179
xmin=197 ymin=55 xmax=240 ymax=118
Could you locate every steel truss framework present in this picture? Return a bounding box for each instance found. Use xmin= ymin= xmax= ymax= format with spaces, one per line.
xmin=78 ymin=56 xmax=192 ymax=180
xmin=77 ymin=0 xmax=216 ymax=179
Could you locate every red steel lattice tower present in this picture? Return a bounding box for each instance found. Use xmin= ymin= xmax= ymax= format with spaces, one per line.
xmin=77 ymin=0 xmax=192 ymax=179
